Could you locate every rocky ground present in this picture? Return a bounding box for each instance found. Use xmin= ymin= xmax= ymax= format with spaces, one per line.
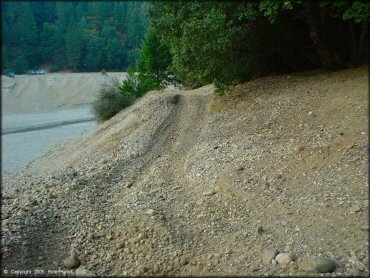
xmin=1 ymin=67 xmax=368 ymax=277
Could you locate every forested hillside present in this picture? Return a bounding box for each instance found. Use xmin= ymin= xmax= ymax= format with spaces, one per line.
xmin=2 ymin=1 xmax=149 ymax=73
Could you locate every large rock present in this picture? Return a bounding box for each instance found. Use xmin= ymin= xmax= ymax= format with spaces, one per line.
xmin=63 ymin=253 xmax=81 ymax=269
xmin=262 ymin=249 xmax=279 ymax=264
xmin=275 ymin=253 xmax=294 ymax=265
xmin=299 ymin=256 xmax=336 ymax=273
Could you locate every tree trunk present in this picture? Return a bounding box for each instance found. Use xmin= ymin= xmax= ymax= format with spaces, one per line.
xmin=348 ymin=22 xmax=358 ymax=66
xmin=301 ymin=2 xmax=344 ymax=70
xmin=356 ymin=21 xmax=368 ymax=66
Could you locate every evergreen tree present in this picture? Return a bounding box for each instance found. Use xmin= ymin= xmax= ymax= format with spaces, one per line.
xmin=66 ymin=21 xmax=83 ymax=71
xmin=17 ymin=2 xmax=39 ymax=67
xmin=136 ymin=29 xmax=171 ymax=84
xmin=14 ymin=53 xmax=29 ymax=73
xmin=2 ymin=1 xmax=149 ymax=72
xmin=40 ymin=23 xmax=58 ymax=62
xmin=105 ymin=38 xmax=127 ymax=70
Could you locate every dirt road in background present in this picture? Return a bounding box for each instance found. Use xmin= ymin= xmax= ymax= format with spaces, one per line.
xmin=1 ymin=72 xmax=127 ymax=170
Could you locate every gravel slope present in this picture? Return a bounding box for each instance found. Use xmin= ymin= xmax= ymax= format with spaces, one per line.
xmin=1 ymin=67 xmax=368 ymax=276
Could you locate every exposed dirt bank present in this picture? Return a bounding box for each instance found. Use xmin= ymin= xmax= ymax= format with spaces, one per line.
xmin=1 ymin=72 xmax=127 ymax=114
xmin=1 ymin=67 xmax=368 ymax=276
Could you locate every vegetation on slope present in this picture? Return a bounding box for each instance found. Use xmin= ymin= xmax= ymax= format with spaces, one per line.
xmin=149 ymin=1 xmax=369 ymax=90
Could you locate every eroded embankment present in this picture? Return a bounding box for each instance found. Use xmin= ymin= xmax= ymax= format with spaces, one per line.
xmin=1 ymin=68 xmax=368 ymax=277
xmin=1 ymin=72 xmax=127 ymax=114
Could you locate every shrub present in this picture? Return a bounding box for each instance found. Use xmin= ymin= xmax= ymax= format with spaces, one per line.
xmin=119 ymin=67 xmax=160 ymax=98
xmin=213 ymin=79 xmax=228 ymax=96
xmin=92 ymin=78 xmax=135 ymax=122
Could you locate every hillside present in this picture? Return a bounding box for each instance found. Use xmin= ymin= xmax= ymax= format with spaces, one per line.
xmin=1 ymin=67 xmax=368 ymax=276
xmin=1 ymin=72 xmax=127 ymax=114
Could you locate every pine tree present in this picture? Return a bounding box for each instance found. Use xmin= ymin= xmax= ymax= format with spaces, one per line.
xmin=17 ymin=2 xmax=39 ymax=67
xmin=66 ymin=21 xmax=82 ymax=71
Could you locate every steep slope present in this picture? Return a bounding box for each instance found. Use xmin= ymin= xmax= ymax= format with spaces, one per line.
xmin=1 ymin=67 xmax=368 ymax=276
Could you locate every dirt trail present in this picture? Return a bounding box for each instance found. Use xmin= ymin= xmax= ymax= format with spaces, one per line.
xmin=1 ymin=68 xmax=368 ymax=277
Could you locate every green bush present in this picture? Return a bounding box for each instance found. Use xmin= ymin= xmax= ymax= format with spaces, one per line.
xmin=92 ymin=78 xmax=135 ymax=122
xmin=119 ymin=67 xmax=161 ymax=98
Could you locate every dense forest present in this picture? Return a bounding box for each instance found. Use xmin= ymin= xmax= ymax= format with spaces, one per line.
xmin=2 ymin=1 xmax=149 ymax=73
xmin=148 ymin=0 xmax=369 ymax=89
xmin=2 ymin=0 xmax=368 ymax=90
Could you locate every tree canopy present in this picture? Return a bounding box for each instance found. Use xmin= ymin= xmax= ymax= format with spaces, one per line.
xmin=149 ymin=1 xmax=369 ymax=89
xmin=2 ymin=1 xmax=150 ymax=73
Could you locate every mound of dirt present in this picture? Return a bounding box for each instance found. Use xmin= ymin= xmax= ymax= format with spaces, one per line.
xmin=1 ymin=72 xmax=127 ymax=114
xmin=1 ymin=67 xmax=368 ymax=276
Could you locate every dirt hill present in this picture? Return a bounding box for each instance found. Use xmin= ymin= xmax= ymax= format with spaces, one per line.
xmin=1 ymin=67 xmax=368 ymax=276
xmin=1 ymin=72 xmax=127 ymax=114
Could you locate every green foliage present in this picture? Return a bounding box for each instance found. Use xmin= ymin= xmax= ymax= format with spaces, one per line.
xmin=151 ymin=2 xmax=248 ymax=88
xmin=136 ymin=29 xmax=172 ymax=85
xmin=127 ymin=49 xmax=141 ymax=67
xmin=2 ymin=1 xmax=149 ymax=72
xmin=92 ymin=78 xmax=134 ymax=122
xmin=17 ymin=2 xmax=39 ymax=67
xmin=118 ymin=28 xmax=171 ymax=105
xmin=213 ymin=79 xmax=228 ymax=96
xmin=14 ymin=53 xmax=29 ymax=73
xmin=119 ymin=68 xmax=156 ymax=98
xmin=49 ymin=64 xmax=63 ymax=73
xmin=343 ymin=1 xmax=370 ymax=22
xmin=66 ymin=22 xmax=83 ymax=71
xmin=150 ymin=0 xmax=369 ymax=90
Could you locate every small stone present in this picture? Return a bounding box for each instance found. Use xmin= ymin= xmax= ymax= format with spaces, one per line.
xmin=353 ymin=156 xmax=362 ymax=161
xmin=116 ymin=242 xmax=125 ymax=249
xmin=299 ymin=256 xmax=336 ymax=273
xmin=126 ymin=182 xmax=134 ymax=188
xmin=47 ymin=193 xmax=57 ymax=199
xmin=350 ymin=205 xmax=361 ymax=214
xmin=276 ymin=253 xmax=294 ymax=265
xmin=87 ymin=233 xmax=94 ymax=241
xmin=257 ymin=226 xmax=264 ymax=235
xmin=203 ymin=189 xmax=217 ymax=196
xmin=196 ymin=199 xmax=204 ymax=206
xmin=180 ymin=258 xmax=189 ymax=266
xmin=331 ymin=180 xmax=345 ymax=186
xmin=295 ymin=146 xmax=305 ymax=153
xmin=262 ymin=249 xmax=279 ymax=264
xmin=153 ymin=265 xmax=160 ymax=273
xmin=63 ymin=253 xmax=81 ymax=269
xmin=137 ymin=265 xmax=148 ymax=274
xmin=146 ymin=209 xmax=155 ymax=215
xmin=355 ymin=261 xmax=367 ymax=272
xmin=2 ymin=212 xmax=11 ymax=220
xmin=360 ymin=225 xmax=369 ymax=231
xmin=237 ymin=166 xmax=245 ymax=171
xmin=22 ymin=240 xmax=30 ymax=246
